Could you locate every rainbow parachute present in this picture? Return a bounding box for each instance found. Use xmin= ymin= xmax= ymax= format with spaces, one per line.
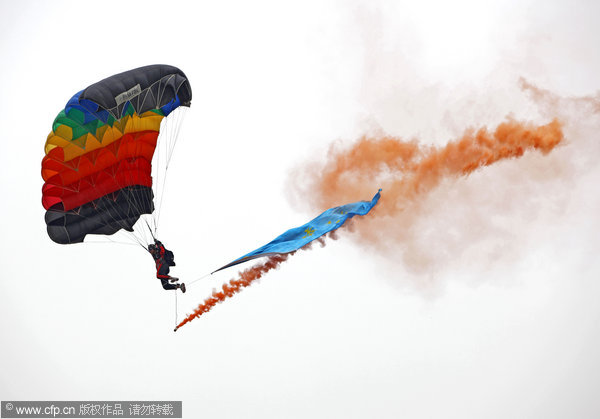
xmin=41 ymin=65 xmax=191 ymax=244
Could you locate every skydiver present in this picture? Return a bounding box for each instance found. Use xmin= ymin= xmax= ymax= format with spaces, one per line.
xmin=148 ymin=239 xmax=186 ymax=293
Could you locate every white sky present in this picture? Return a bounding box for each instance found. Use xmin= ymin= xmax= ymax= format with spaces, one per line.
xmin=1 ymin=0 xmax=599 ymax=418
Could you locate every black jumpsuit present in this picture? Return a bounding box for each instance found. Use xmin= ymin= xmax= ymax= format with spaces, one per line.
xmin=152 ymin=243 xmax=177 ymax=290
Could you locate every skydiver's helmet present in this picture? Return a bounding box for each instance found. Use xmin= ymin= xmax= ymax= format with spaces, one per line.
xmin=148 ymin=244 xmax=157 ymax=254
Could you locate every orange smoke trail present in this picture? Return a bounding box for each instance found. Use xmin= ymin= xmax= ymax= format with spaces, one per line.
xmin=300 ymin=119 xmax=563 ymax=213
xmin=289 ymin=118 xmax=565 ymax=274
xmin=175 ymin=253 xmax=294 ymax=331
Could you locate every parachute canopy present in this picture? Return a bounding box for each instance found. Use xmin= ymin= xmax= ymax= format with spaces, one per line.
xmin=41 ymin=65 xmax=192 ymax=244
xmin=215 ymin=189 xmax=382 ymax=272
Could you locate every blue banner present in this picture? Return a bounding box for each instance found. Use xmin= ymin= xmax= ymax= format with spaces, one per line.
xmin=215 ymin=189 xmax=381 ymax=272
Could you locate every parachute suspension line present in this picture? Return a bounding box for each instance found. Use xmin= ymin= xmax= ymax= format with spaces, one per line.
xmin=145 ymin=218 xmax=156 ymax=241
xmin=153 ymin=107 xmax=187 ymax=233
xmin=88 ymin=105 xmax=186 ymax=242
xmin=113 ymin=123 xmax=153 ymax=246
xmin=167 ymin=107 xmax=187 ymax=166
xmin=117 ymin=230 xmax=146 ymax=248
xmin=131 ymin=107 xmax=185 ymax=242
xmin=81 ymin=131 xmax=150 ymax=248
xmin=116 ymin=231 xmax=144 ymax=248
xmin=154 ymin=123 xmax=169 ymax=233
xmin=150 ymin=105 xmax=168 ymax=235
xmin=151 ymin=149 xmax=160 ymax=236
xmin=127 ymin=230 xmax=147 ymax=248
xmin=144 ymin=91 xmax=186 ymax=238
xmin=98 ymin=226 xmax=146 ymax=248
xmin=152 ymin=108 xmax=166 ymax=236
xmin=152 ymin=107 xmax=172 ymax=235
xmin=76 ymin=199 xmax=147 ymax=248
xmin=102 ymin=116 xmax=144 ymax=240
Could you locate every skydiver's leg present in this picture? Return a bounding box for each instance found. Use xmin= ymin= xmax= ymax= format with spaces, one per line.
xmin=160 ymin=278 xmax=178 ymax=290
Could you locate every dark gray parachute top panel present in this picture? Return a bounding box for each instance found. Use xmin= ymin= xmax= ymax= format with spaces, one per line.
xmin=80 ymin=64 xmax=192 ymax=118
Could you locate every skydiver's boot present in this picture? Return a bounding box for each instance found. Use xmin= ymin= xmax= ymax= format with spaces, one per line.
xmin=178 ymin=283 xmax=186 ymax=293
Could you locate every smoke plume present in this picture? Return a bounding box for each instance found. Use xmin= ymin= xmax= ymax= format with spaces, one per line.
xmin=288 ymin=118 xmax=565 ymax=278
xmin=175 ymin=253 xmax=293 ymax=330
